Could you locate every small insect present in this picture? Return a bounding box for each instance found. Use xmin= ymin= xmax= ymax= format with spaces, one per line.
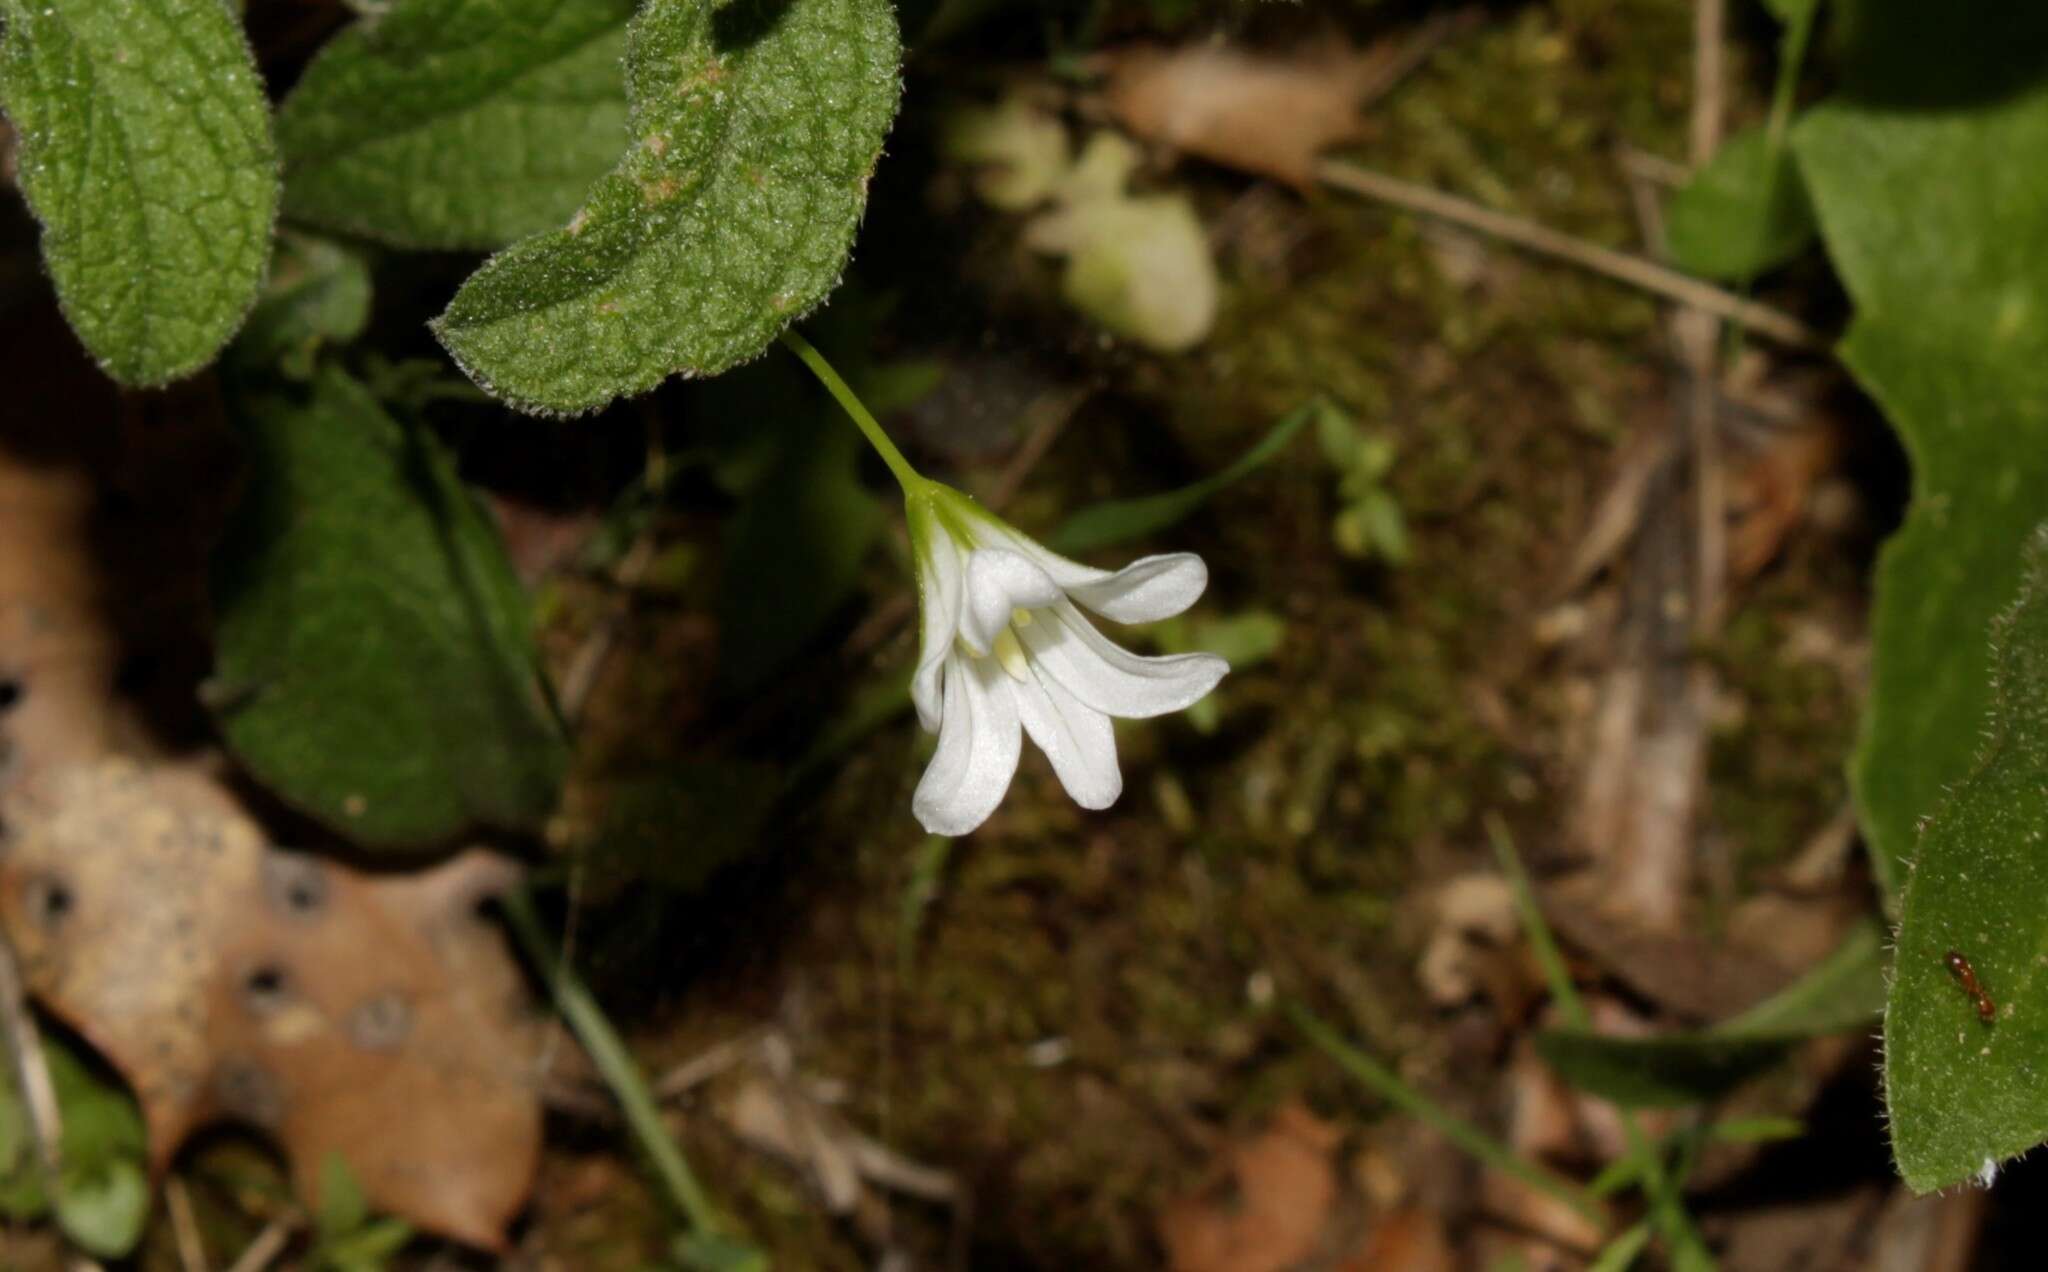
xmin=1947 ymin=950 xmax=1997 ymax=1024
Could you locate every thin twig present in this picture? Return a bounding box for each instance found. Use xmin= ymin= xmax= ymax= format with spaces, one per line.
xmin=167 ymin=1176 xmax=211 ymax=1272
xmin=0 ymin=927 xmax=63 ymax=1185
xmin=1684 ymin=0 xmax=1731 ymax=637
xmin=1615 ymin=143 xmax=1690 ymax=190
xmin=1316 ymin=159 xmax=1825 ymax=351
xmin=1692 ymin=0 xmax=1727 ymax=164
xmin=221 ymin=1216 xmax=294 ymax=1272
xmin=1355 ymin=6 xmax=1474 ymax=104
xmin=985 ymin=384 xmax=1091 ymax=512
xmin=558 ymin=536 xmax=656 ymax=726
xmin=655 ymin=1030 xmax=766 ymax=1102
xmin=1616 ymin=147 xmax=1673 ymax=260
xmin=1679 ymin=313 xmax=1727 ymax=633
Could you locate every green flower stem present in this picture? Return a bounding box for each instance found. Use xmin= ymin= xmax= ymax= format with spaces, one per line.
xmin=780 ymin=329 xmax=926 ymax=495
xmin=1288 ymin=1002 xmax=1606 ymax=1227
xmin=501 ymin=887 xmax=728 ymax=1240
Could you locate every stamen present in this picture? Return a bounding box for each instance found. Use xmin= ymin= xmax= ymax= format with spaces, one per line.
xmin=1012 ymin=607 xmax=1034 ymax=628
xmin=993 ymin=626 xmax=1031 ymax=682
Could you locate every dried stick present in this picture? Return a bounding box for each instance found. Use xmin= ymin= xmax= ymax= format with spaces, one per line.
xmin=1692 ymin=0 xmax=1728 ymax=163
xmin=557 ymin=535 xmax=656 ymax=727
xmin=1684 ymin=0 xmax=1731 ymax=636
xmin=0 ymin=928 xmax=64 ymax=1187
xmin=1316 ymin=159 xmax=1825 ymax=351
xmin=167 ymin=1176 xmax=211 ymax=1272
xmin=985 ymin=385 xmax=1089 ymax=512
xmin=221 ymin=1216 xmax=295 ymax=1272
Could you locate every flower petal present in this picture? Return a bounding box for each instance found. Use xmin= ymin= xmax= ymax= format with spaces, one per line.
xmin=1014 ymin=664 xmax=1121 ymax=810
xmin=1019 ymin=602 xmax=1228 ymax=719
xmin=959 ymin=548 xmax=1062 ymax=656
xmin=912 ymin=528 xmax=966 ymax=732
xmin=1065 ymin=553 xmax=1209 ymax=624
xmin=912 ymin=654 xmax=1022 ymax=836
xmin=969 ymin=518 xmax=1210 ymax=623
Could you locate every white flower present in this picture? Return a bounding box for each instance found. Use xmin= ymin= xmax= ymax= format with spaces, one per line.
xmin=906 ymin=486 xmax=1228 ymax=836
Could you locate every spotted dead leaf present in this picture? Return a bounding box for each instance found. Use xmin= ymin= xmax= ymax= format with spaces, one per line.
xmin=0 ymin=458 xmax=120 ymax=781
xmin=1098 ymin=42 xmax=1385 ymax=189
xmin=0 ymin=760 xmax=542 ymax=1250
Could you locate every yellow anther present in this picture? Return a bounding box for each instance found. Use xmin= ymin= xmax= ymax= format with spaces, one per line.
xmin=993 ymin=626 xmax=1031 ymax=682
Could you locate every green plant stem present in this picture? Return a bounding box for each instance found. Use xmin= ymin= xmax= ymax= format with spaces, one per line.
xmin=501 ymin=887 xmax=726 ymax=1240
xmin=1485 ymin=813 xmax=1588 ymax=1031
xmin=1288 ymin=1002 xmax=1606 ymax=1227
xmin=1725 ymin=0 xmax=1820 ymax=370
xmin=1588 ymin=1222 xmax=1653 ymax=1272
xmin=1764 ymin=2 xmax=1819 ymax=150
xmin=781 ymin=329 xmax=924 ymax=495
xmin=1484 ymin=814 xmax=1713 ymax=1268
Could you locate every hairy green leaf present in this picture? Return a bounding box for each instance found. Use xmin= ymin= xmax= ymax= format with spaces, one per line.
xmin=276 ymin=0 xmax=635 ymax=250
xmin=433 ymin=0 xmax=902 ymax=415
xmin=0 ymin=0 xmax=278 ymax=384
xmin=1048 ymin=401 xmax=1310 ymax=554
xmin=1794 ymin=6 xmax=2048 ymax=891
xmin=1536 ymin=922 xmax=1887 ymax=1107
xmin=1885 ymin=526 xmax=2048 ymax=1191
xmin=211 ymin=369 xmax=568 ymax=848
xmin=1665 ymin=126 xmax=1815 ymax=281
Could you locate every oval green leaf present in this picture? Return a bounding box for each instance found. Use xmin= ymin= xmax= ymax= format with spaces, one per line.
xmin=210 ymin=369 xmax=568 ymax=848
xmin=1795 ymin=32 xmax=2048 ymax=895
xmin=276 ymin=0 xmax=636 ymax=251
xmin=0 ymin=0 xmax=279 ymax=384
xmin=1885 ymin=526 xmax=2048 ymax=1191
xmin=432 ymin=0 xmax=903 ymax=416
xmin=1665 ymin=126 xmax=1815 ymax=282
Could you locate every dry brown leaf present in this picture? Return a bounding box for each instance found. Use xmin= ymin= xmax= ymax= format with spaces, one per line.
xmin=1727 ymin=419 xmax=1846 ymax=583
xmin=1543 ymin=872 xmax=1797 ymax=1019
xmin=1099 ymin=43 xmax=1381 ymax=189
xmin=0 ymin=462 xmax=121 ymax=782
xmin=1338 ymin=1207 xmax=1454 ymax=1272
xmin=0 ymin=760 xmax=543 ymax=1250
xmin=723 ymin=1076 xmax=865 ymax=1215
xmin=1477 ymin=1163 xmax=1605 ymax=1261
xmin=1158 ymin=1102 xmax=1340 ymax=1272
xmin=1415 ymin=872 xmax=1544 ymax=1021
xmin=0 ymin=301 xmax=544 ymax=1249
xmin=1505 ymin=1038 xmax=1582 ymax=1167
